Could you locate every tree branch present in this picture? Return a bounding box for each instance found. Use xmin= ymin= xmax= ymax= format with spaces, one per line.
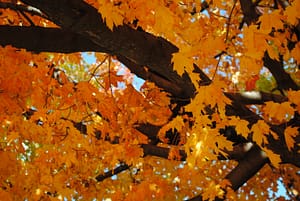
xmin=225 ymin=91 xmax=288 ymax=105
xmin=188 ymin=145 xmax=269 ymax=201
xmin=95 ymin=163 xmax=130 ymax=182
xmin=239 ymin=0 xmax=260 ymax=25
xmin=20 ymin=0 xmax=195 ymax=100
xmin=239 ymin=0 xmax=299 ymax=91
xmin=1 ymin=1 xmax=299 ymax=197
xmin=0 ymin=2 xmax=47 ymax=19
xmin=0 ymin=25 xmax=107 ymax=53
xmin=263 ymin=52 xmax=299 ymax=91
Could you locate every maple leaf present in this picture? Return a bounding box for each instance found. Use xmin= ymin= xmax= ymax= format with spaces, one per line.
xmin=284 ymin=0 xmax=300 ymax=25
xmin=291 ymin=42 xmax=300 ymax=64
xmin=97 ymin=1 xmax=124 ymax=30
xmin=239 ymin=56 xmax=262 ymax=76
xmin=229 ymin=117 xmax=250 ymax=139
xmin=172 ymin=50 xmax=194 ymax=76
xmin=288 ymin=90 xmax=300 ymax=113
xmin=263 ymin=101 xmax=295 ymax=124
xmin=1 ymin=0 xmax=300 ymax=200
xmin=263 ymin=148 xmax=281 ymax=168
xmin=259 ymin=10 xmax=284 ymax=34
xmin=245 ymin=75 xmax=259 ymax=91
xmin=0 ymin=189 xmax=13 ymax=201
xmin=202 ymin=181 xmax=225 ymax=201
xmin=158 ymin=116 xmax=185 ymax=143
xmin=251 ymin=120 xmax=270 ymax=146
xmin=243 ymin=25 xmax=268 ymax=59
xmin=284 ymin=126 xmax=299 ymax=151
xmin=154 ymin=5 xmax=174 ymax=34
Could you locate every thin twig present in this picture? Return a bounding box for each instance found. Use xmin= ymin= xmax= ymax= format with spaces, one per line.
xmin=95 ymin=163 xmax=130 ymax=182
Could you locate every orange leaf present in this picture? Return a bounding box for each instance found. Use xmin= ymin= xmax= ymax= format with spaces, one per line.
xmin=284 ymin=126 xmax=298 ymax=151
xmin=263 ymin=101 xmax=295 ymax=123
xmin=245 ymin=75 xmax=259 ymax=91
xmin=288 ymin=90 xmax=300 ymax=113
xmin=0 ymin=189 xmax=13 ymax=201
xmin=263 ymin=148 xmax=281 ymax=168
xmin=251 ymin=120 xmax=270 ymax=146
xmin=172 ymin=51 xmax=194 ymax=76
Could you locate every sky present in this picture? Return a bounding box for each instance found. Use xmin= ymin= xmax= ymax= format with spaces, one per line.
xmin=82 ymin=52 xmax=145 ymax=91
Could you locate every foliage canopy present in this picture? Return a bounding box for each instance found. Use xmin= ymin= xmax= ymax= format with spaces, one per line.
xmin=0 ymin=0 xmax=300 ymax=200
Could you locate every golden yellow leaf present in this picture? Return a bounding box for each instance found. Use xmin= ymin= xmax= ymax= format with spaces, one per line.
xmin=97 ymin=2 xmax=124 ymax=30
xmin=0 ymin=189 xmax=13 ymax=201
xmin=172 ymin=51 xmax=194 ymax=76
xmin=284 ymin=0 xmax=300 ymax=25
xmin=229 ymin=117 xmax=250 ymax=139
xmin=243 ymin=25 xmax=268 ymax=59
xmin=251 ymin=120 xmax=270 ymax=146
xmin=239 ymin=56 xmax=262 ymax=76
xmin=288 ymin=90 xmax=300 ymax=113
xmin=263 ymin=101 xmax=295 ymax=123
xmin=284 ymin=126 xmax=298 ymax=151
xmin=259 ymin=10 xmax=284 ymax=34
xmin=154 ymin=6 xmax=174 ymax=34
xmin=267 ymin=43 xmax=280 ymax=61
xmin=291 ymin=42 xmax=300 ymax=64
xmin=202 ymin=181 xmax=224 ymax=201
xmin=263 ymin=148 xmax=281 ymax=168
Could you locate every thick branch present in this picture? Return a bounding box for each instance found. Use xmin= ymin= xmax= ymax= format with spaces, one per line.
xmin=225 ymin=145 xmax=269 ymax=190
xmin=0 ymin=2 xmax=47 ymax=19
xmin=239 ymin=0 xmax=299 ymax=91
xmin=225 ymin=91 xmax=288 ymax=105
xmin=188 ymin=145 xmax=269 ymax=201
xmin=95 ymin=163 xmax=130 ymax=182
xmin=239 ymin=0 xmax=260 ymax=25
xmin=1 ymin=0 xmax=299 ymax=195
xmin=20 ymin=0 xmax=195 ymax=100
xmin=263 ymin=52 xmax=299 ymax=91
xmin=0 ymin=25 xmax=107 ymax=53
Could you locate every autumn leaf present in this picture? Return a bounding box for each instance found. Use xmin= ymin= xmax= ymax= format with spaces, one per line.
xmin=1 ymin=0 xmax=300 ymax=200
xmin=97 ymin=1 xmax=124 ymax=30
xmin=291 ymin=42 xmax=300 ymax=64
xmin=229 ymin=117 xmax=250 ymax=139
xmin=172 ymin=51 xmax=194 ymax=76
xmin=251 ymin=120 xmax=270 ymax=146
xmin=243 ymin=25 xmax=268 ymax=59
xmin=0 ymin=189 xmax=13 ymax=201
xmin=284 ymin=126 xmax=299 ymax=151
xmin=245 ymin=75 xmax=259 ymax=91
xmin=202 ymin=181 xmax=225 ymax=201
xmin=288 ymin=90 xmax=300 ymax=113
xmin=263 ymin=148 xmax=281 ymax=168
xmin=284 ymin=0 xmax=300 ymax=25
xmin=263 ymin=101 xmax=295 ymax=124
xmin=259 ymin=10 xmax=284 ymax=34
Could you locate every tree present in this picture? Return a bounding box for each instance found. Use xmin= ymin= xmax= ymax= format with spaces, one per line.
xmin=0 ymin=0 xmax=299 ymax=200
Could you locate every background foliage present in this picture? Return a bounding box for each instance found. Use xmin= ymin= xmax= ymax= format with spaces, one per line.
xmin=0 ymin=0 xmax=300 ymax=200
